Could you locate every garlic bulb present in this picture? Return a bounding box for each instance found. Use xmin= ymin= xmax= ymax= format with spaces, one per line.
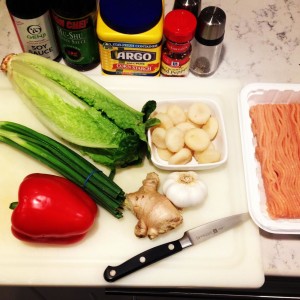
xmin=162 ymin=171 xmax=208 ymax=208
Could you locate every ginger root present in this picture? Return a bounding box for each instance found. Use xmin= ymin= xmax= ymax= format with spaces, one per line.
xmin=125 ymin=172 xmax=183 ymax=239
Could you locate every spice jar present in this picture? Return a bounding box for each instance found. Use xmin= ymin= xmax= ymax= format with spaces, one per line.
xmin=160 ymin=9 xmax=197 ymax=77
xmin=6 ymin=0 xmax=61 ymax=61
xmin=190 ymin=6 xmax=226 ymax=76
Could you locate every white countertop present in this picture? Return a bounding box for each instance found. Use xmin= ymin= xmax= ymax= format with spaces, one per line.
xmin=0 ymin=0 xmax=299 ymax=278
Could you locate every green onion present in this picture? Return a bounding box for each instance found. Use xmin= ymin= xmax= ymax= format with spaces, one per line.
xmin=0 ymin=121 xmax=125 ymax=218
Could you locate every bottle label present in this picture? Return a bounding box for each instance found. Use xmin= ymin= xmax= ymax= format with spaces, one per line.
xmin=166 ymin=41 xmax=191 ymax=53
xmin=99 ymin=41 xmax=161 ymax=76
xmin=11 ymin=12 xmax=60 ymax=60
xmin=161 ymin=52 xmax=191 ymax=76
xmin=52 ymin=12 xmax=99 ymax=66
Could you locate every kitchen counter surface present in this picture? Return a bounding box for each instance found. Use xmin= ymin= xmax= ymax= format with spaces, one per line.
xmin=0 ymin=0 xmax=299 ymax=279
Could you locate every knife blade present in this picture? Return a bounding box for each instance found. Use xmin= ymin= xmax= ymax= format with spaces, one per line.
xmin=103 ymin=212 xmax=249 ymax=282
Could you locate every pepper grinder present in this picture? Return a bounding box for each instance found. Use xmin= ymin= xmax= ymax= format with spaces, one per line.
xmin=173 ymin=0 xmax=201 ymax=17
xmin=190 ymin=6 xmax=226 ymax=76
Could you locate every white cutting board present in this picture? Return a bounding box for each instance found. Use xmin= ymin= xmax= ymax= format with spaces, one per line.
xmin=0 ymin=73 xmax=264 ymax=288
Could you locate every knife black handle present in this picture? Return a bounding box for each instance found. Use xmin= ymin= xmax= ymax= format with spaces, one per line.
xmin=103 ymin=239 xmax=183 ymax=282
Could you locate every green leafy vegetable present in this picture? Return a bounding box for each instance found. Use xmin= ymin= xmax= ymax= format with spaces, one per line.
xmin=2 ymin=53 xmax=156 ymax=169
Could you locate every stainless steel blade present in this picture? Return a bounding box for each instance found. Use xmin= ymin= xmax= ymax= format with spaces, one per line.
xmin=179 ymin=212 xmax=250 ymax=248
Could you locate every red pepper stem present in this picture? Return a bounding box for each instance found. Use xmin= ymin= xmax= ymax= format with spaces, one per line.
xmin=9 ymin=202 xmax=18 ymax=210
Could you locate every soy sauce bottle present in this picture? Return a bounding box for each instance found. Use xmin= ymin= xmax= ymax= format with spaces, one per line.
xmin=51 ymin=0 xmax=100 ymax=71
xmin=6 ymin=0 xmax=61 ymax=61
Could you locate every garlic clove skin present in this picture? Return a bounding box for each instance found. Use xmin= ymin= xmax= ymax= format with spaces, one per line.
xmin=162 ymin=171 xmax=208 ymax=208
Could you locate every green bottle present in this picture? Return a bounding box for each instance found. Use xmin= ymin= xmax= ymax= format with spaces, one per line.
xmin=51 ymin=0 xmax=100 ymax=71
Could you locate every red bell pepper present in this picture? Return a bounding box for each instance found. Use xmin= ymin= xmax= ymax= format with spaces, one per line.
xmin=11 ymin=173 xmax=98 ymax=244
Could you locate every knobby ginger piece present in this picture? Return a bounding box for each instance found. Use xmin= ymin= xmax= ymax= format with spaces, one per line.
xmin=125 ymin=172 xmax=183 ymax=239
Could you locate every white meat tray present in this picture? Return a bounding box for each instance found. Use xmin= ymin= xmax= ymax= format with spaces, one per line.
xmin=238 ymin=83 xmax=300 ymax=234
xmin=0 ymin=74 xmax=264 ymax=287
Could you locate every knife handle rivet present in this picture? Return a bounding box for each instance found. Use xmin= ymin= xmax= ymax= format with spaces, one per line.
xmin=109 ymin=269 xmax=116 ymax=277
xmin=139 ymin=256 xmax=146 ymax=263
xmin=168 ymin=243 xmax=175 ymax=250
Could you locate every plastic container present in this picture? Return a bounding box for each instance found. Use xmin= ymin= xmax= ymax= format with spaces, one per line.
xmin=6 ymin=0 xmax=60 ymax=61
xmin=160 ymin=9 xmax=197 ymax=77
xmin=51 ymin=0 xmax=100 ymax=71
xmin=148 ymin=98 xmax=228 ymax=171
xmin=97 ymin=0 xmax=163 ymax=76
xmin=238 ymin=83 xmax=300 ymax=234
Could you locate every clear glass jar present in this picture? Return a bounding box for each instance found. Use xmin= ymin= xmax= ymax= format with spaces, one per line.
xmin=190 ymin=6 xmax=226 ymax=76
xmin=190 ymin=41 xmax=223 ymax=76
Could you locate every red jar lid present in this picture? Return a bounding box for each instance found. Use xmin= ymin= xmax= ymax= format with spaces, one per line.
xmin=163 ymin=9 xmax=197 ymax=43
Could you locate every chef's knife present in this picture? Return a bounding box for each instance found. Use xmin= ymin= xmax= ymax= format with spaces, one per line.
xmin=104 ymin=212 xmax=249 ymax=282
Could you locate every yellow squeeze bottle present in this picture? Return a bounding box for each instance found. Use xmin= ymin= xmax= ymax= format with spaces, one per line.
xmin=97 ymin=0 xmax=164 ymax=76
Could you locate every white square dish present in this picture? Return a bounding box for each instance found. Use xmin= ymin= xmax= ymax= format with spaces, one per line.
xmin=238 ymin=83 xmax=300 ymax=234
xmin=148 ymin=98 xmax=228 ymax=171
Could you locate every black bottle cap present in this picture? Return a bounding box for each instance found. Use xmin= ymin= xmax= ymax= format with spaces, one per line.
xmin=6 ymin=0 xmax=48 ymax=19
